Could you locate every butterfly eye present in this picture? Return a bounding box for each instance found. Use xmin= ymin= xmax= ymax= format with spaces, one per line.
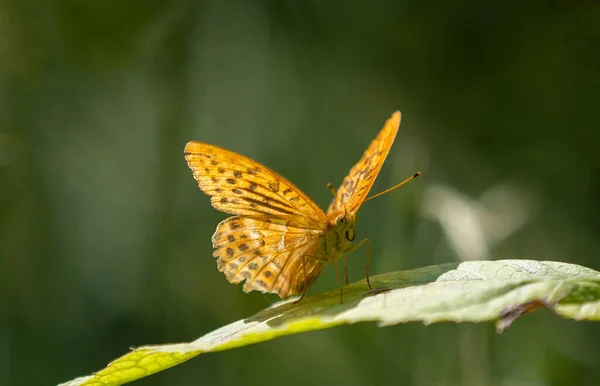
xmin=345 ymin=230 xmax=355 ymax=241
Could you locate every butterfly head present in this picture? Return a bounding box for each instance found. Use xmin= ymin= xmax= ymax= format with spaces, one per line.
xmin=332 ymin=212 xmax=356 ymax=242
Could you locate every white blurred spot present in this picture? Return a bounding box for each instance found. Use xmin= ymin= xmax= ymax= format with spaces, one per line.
xmin=422 ymin=183 xmax=535 ymax=261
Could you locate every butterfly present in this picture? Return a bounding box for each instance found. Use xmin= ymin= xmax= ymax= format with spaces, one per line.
xmin=184 ymin=111 xmax=419 ymax=303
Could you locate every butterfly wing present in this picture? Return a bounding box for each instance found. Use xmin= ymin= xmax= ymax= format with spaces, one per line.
xmin=185 ymin=142 xmax=328 ymax=230
xmin=185 ymin=141 xmax=329 ymax=297
xmin=212 ymin=217 xmax=327 ymax=297
xmin=327 ymin=111 xmax=401 ymax=214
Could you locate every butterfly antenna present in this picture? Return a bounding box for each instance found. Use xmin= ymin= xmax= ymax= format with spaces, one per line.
xmin=326 ymin=182 xmax=349 ymax=216
xmin=326 ymin=182 xmax=337 ymax=197
xmin=363 ymin=172 xmax=421 ymax=204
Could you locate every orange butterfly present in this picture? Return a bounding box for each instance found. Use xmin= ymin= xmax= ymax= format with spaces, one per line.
xmin=184 ymin=111 xmax=419 ymax=303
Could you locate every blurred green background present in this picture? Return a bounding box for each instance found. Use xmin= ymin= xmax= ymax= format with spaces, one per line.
xmin=2 ymin=1 xmax=600 ymax=385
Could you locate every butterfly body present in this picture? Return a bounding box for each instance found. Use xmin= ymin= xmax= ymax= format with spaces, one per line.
xmin=185 ymin=111 xmax=405 ymax=301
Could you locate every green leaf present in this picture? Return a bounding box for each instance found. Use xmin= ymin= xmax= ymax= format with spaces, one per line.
xmin=59 ymin=260 xmax=600 ymax=386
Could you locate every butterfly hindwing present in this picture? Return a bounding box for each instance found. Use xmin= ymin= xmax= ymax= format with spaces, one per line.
xmin=212 ymin=217 xmax=327 ymax=297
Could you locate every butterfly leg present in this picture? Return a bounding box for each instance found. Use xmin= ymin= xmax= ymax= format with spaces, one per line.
xmin=364 ymin=238 xmax=372 ymax=290
xmin=332 ymin=257 xmax=344 ymax=303
xmin=344 ymin=256 xmax=349 ymax=285
xmin=293 ymin=255 xmax=310 ymax=304
xmin=343 ymin=238 xmax=372 ymax=289
xmin=293 ymin=253 xmax=329 ymax=304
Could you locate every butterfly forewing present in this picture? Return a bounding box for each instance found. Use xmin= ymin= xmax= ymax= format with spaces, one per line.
xmin=327 ymin=111 xmax=401 ymax=214
xmin=185 ymin=142 xmax=328 ymax=230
